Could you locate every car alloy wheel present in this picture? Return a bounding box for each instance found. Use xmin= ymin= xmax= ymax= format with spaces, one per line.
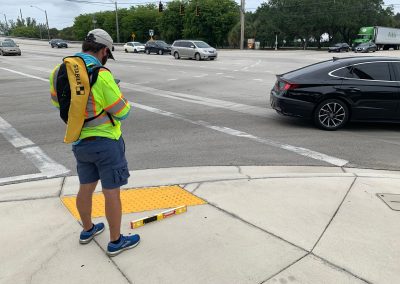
xmin=158 ymin=49 xmax=163 ymax=55
xmin=134 ymin=49 xmax=138 ymax=53
xmin=174 ymin=52 xmax=180 ymax=59
xmin=195 ymin=53 xmax=201 ymax=61
xmin=146 ymin=49 xmax=150 ymax=54
xmin=314 ymin=99 xmax=349 ymax=130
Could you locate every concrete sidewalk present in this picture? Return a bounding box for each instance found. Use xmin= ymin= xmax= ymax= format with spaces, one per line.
xmin=0 ymin=166 xmax=399 ymax=284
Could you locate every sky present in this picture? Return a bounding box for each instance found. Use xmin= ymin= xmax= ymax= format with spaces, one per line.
xmin=0 ymin=0 xmax=400 ymax=30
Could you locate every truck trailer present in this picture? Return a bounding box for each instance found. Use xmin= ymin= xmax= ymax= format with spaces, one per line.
xmin=353 ymin=26 xmax=400 ymax=50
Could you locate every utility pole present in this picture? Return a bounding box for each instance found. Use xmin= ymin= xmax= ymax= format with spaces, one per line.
xmin=3 ymin=14 xmax=8 ymax=35
xmin=20 ymin=9 xmax=23 ymax=22
xmin=114 ymin=1 xmax=120 ymax=43
xmin=30 ymin=5 xmax=50 ymax=40
xmin=240 ymin=0 xmax=245 ymax=50
xmin=44 ymin=10 xmax=50 ymax=40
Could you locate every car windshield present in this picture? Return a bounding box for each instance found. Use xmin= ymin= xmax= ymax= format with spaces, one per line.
xmin=134 ymin=42 xmax=144 ymax=46
xmin=2 ymin=42 xmax=16 ymax=47
xmin=156 ymin=41 xmax=168 ymax=46
xmin=334 ymin=43 xmax=343 ymax=47
xmin=194 ymin=41 xmax=210 ymax=48
xmin=358 ymin=43 xmax=369 ymax=47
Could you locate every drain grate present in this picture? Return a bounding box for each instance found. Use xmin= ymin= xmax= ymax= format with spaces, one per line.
xmin=377 ymin=193 xmax=400 ymax=211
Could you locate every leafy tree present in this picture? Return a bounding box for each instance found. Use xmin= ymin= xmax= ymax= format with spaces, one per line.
xmin=158 ymin=1 xmax=185 ymax=43
xmin=183 ymin=0 xmax=239 ymax=47
xmin=120 ymin=5 xmax=161 ymax=43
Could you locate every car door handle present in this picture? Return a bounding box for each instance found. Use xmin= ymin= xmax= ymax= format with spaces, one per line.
xmin=347 ymin=87 xmax=361 ymax=92
xmin=337 ymin=87 xmax=360 ymax=92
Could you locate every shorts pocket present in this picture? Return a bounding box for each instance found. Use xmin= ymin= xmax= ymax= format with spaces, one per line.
xmin=113 ymin=164 xmax=130 ymax=184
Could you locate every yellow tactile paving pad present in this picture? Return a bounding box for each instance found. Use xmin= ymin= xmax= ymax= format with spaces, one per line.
xmin=61 ymin=185 xmax=206 ymax=220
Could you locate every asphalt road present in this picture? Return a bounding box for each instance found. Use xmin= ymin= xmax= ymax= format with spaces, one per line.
xmin=1 ymin=38 xmax=399 ymax=184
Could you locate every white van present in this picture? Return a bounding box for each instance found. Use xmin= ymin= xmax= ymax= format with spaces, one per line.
xmin=171 ymin=40 xmax=217 ymax=61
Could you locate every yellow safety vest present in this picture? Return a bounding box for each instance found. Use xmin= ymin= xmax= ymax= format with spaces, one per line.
xmin=50 ymin=59 xmax=131 ymax=143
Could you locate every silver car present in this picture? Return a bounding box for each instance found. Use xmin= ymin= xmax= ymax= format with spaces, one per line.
xmin=171 ymin=40 xmax=217 ymax=61
xmin=0 ymin=41 xmax=21 ymax=56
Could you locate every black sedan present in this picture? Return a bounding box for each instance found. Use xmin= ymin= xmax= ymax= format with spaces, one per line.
xmin=328 ymin=43 xmax=350 ymax=52
xmin=49 ymin=39 xmax=68 ymax=48
xmin=270 ymin=57 xmax=400 ymax=130
xmin=355 ymin=42 xmax=377 ymax=53
xmin=145 ymin=40 xmax=171 ymax=55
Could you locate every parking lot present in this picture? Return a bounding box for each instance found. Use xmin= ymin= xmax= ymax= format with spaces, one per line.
xmin=1 ymin=38 xmax=400 ymax=184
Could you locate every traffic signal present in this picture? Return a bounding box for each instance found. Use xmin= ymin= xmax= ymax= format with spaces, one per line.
xmin=158 ymin=1 xmax=163 ymax=12
xmin=180 ymin=4 xmax=185 ymax=15
xmin=195 ymin=5 xmax=200 ymax=16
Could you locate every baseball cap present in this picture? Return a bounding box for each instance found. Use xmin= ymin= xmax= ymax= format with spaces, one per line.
xmin=85 ymin=29 xmax=114 ymax=60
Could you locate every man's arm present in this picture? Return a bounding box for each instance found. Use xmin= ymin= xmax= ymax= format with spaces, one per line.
xmin=99 ymin=70 xmax=131 ymax=120
xmin=49 ymin=65 xmax=61 ymax=109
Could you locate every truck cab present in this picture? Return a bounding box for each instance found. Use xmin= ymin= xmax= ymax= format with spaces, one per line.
xmin=352 ymin=27 xmax=374 ymax=50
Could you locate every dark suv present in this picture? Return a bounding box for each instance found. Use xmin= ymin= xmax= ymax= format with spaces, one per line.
xmin=49 ymin=39 xmax=68 ymax=48
xmin=145 ymin=40 xmax=171 ymax=55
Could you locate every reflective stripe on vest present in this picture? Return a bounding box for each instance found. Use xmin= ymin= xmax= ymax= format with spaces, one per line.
xmin=104 ymin=96 xmax=128 ymax=115
xmin=83 ymin=112 xmax=113 ymax=127
xmin=51 ymin=65 xmax=60 ymax=104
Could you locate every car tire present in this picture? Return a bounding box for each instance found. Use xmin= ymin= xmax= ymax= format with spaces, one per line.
xmin=158 ymin=49 xmax=163 ymax=55
xmin=51 ymin=45 xmax=54 ymax=48
xmin=146 ymin=49 xmax=150 ymax=54
xmin=195 ymin=53 xmax=201 ymax=61
xmin=0 ymin=50 xmax=3 ymax=56
xmin=314 ymin=99 xmax=349 ymax=131
xmin=174 ymin=52 xmax=180 ymax=59
xmin=125 ymin=49 xmax=128 ymax=53
xmin=134 ymin=49 xmax=138 ymax=53
xmin=210 ymin=58 xmax=215 ymax=60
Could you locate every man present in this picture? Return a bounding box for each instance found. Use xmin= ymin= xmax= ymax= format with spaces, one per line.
xmin=50 ymin=29 xmax=140 ymax=256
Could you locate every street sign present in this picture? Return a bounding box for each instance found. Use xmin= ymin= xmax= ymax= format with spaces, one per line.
xmin=131 ymin=32 xmax=135 ymax=40
xmin=149 ymin=29 xmax=154 ymax=36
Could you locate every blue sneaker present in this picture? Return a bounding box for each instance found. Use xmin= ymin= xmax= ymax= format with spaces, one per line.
xmin=79 ymin=223 xmax=105 ymax=244
xmin=107 ymin=234 xmax=140 ymax=257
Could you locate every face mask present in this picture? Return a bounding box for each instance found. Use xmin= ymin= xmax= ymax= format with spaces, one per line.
xmin=101 ymin=54 xmax=108 ymax=65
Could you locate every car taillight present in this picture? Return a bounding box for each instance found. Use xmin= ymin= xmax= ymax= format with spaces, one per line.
xmin=275 ymin=80 xmax=299 ymax=91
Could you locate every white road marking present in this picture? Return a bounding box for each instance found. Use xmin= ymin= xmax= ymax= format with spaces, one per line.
xmin=0 ymin=67 xmax=49 ymax=82
xmin=0 ymin=70 xmax=70 ymax=183
xmin=0 ymin=117 xmax=35 ymax=148
xmin=21 ymin=147 xmax=69 ymax=177
xmin=216 ymin=73 xmax=224 ymax=75
xmin=193 ymin=74 xmax=208 ymax=78
xmin=1 ymin=66 xmax=349 ymax=170
xmin=130 ymin=102 xmax=349 ymax=167
xmin=253 ymin=79 xmax=263 ymax=81
xmin=0 ymin=173 xmax=46 ymax=186
xmin=120 ymin=82 xmax=276 ymax=118
xmin=167 ymin=78 xmax=178 ymax=81
xmin=224 ymin=75 xmax=235 ymax=78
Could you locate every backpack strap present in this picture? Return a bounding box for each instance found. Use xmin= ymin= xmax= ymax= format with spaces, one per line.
xmin=86 ymin=65 xmax=115 ymax=126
